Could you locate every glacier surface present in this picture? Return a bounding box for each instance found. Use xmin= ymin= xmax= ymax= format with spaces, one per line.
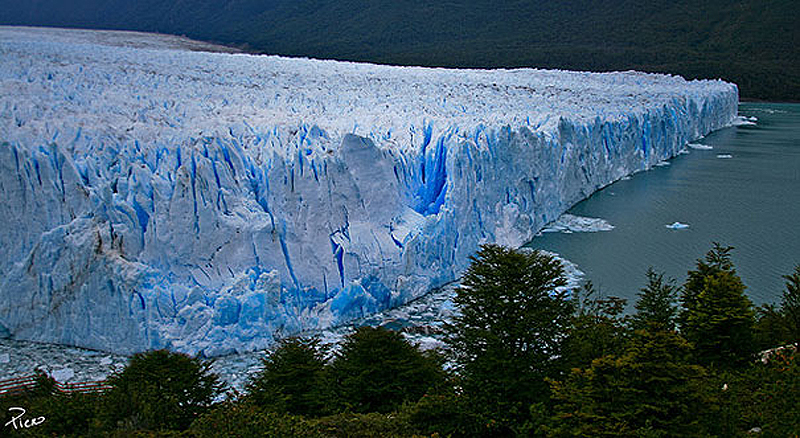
xmin=0 ymin=26 xmax=738 ymax=356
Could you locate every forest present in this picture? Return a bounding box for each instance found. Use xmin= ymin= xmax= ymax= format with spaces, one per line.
xmin=1 ymin=0 xmax=798 ymax=101
xmin=2 ymin=243 xmax=798 ymax=436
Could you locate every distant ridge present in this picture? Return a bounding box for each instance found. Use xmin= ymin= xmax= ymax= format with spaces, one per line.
xmin=1 ymin=0 xmax=797 ymax=100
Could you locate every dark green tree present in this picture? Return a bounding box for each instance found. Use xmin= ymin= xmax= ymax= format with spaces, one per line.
xmin=753 ymin=265 xmax=800 ymax=349
xmin=247 ymin=337 xmax=327 ymax=417
xmin=98 ymin=349 xmax=223 ymax=431
xmin=400 ymin=388 xmax=485 ymax=438
xmin=781 ymin=265 xmax=800 ymax=344
xmin=679 ymin=242 xmax=736 ymax=328
xmin=631 ymin=268 xmax=679 ymax=332
xmin=562 ymin=281 xmax=629 ymax=371
xmin=446 ymin=244 xmax=574 ymax=430
xmin=328 ymin=326 xmax=445 ymax=414
xmin=548 ymin=329 xmax=711 ymax=437
xmin=754 ymin=303 xmax=791 ymax=351
xmin=679 ymin=244 xmax=756 ymax=368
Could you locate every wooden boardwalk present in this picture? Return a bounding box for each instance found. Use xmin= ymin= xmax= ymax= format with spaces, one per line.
xmin=0 ymin=374 xmax=112 ymax=397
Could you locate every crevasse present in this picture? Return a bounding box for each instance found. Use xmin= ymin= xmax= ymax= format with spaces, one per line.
xmin=0 ymin=27 xmax=738 ymax=356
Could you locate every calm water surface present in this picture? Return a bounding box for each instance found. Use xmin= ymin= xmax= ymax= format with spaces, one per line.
xmin=527 ymin=102 xmax=800 ymax=306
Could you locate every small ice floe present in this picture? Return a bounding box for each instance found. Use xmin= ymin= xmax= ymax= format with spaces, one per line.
xmin=51 ymin=367 xmax=75 ymax=382
xmin=620 ymin=175 xmax=632 ymax=181
xmin=751 ymin=108 xmax=786 ymax=114
xmin=541 ymin=214 xmax=615 ymax=234
xmin=688 ymin=143 xmax=714 ymax=150
xmin=716 ymin=154 xmax=733 ymax=159
xmin=0 ymin=353 xmax=9 ymax=364
xmin=678 ymin=148 xmax=690 ymax=155
xmin=99 ymin=356 xmax=113 ymax=366
xmin=654 ymin=160 xmax=670 ymax=167
xmin=732 ymin=116 xmax=757 ymax=126
xmin=666 ymin=222 xmax=690 ymax=230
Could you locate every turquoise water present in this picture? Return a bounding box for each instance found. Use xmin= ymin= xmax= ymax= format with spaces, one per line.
xmin=526 ymin=103 xmax=800 ymax=307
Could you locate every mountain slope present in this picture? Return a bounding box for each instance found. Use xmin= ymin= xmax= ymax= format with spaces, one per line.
xmin=1 ymin=0 xmax=797 ymax=100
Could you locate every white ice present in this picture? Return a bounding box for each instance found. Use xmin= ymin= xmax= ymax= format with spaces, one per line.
xmin=50 ymin=367 xmax=75 ymax=382
xmin=0 ymin=26 xmax=738 ymax=355
xmin=540 ymin=214 xmax=615 ymax=234
xmin=732 ymin=116 xmax=757 ymax=126
xmin=666 ymin=222 xmax=690 ymax=229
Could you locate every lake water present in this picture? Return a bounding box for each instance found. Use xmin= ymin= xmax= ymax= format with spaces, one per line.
xmin=526 ymin=102 xmax=800 ymax=307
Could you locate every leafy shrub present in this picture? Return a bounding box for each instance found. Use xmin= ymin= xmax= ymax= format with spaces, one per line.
xmin=328 ymin=326 xmax=445 ymax=414
xmin=306 ymin=412 xmax=416 ymax=438
xmin=190 ymin=401 xmax=310 ymax=437
xmin=247 ymin=337 xmax=327 ymax=416
xmin=400 ymin=390 xmax=487 ymax=438
xmin=714 ymin=348 xmax=800 ymax=437
xmin=98 ymin=349 xmax=223 ymax=432
xmin=549 ymin=330 xmax=711 ymax=437
xmin=562 ymin=281 xmax=629 ymax=371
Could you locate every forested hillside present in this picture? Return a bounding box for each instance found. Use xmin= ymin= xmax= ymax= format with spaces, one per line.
xmin=1 ymin=0 xmax=797 ymax=100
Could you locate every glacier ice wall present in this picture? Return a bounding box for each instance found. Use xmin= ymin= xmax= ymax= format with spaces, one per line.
xmin=0 ymin=27 xmax=738 ymax=356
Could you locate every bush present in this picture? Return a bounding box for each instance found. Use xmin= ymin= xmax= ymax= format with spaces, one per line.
xmin=191 ymin=403 xmax=417 ymax=438
xmin=711 ymin=347 xmax=800 ymax=437
xmin=562 ymin=281 xmax=629 ymax=371
xmin=247 ymin=337 xmax=327 ymax=417
xmin=781 ymin=265 xmax=800 ymax=345
xmin=549 ymin=330 xmax=711 ymax=437
xmin=190 ymin=401 xmax=310 ymax=437
xmin=753 ymin=265 xmax=800 ymax=350
xmin=399 ymin=390 xmax=487 ymax=438
xmin=98 ymin=349 xmax=223 ymax=432
xmin=35 ymin=392 xmax=102 ymax=437
xmin=754 ymin=303 xmax=791 ymax=351
xmin=306 ymin=412 xmax=416 ymax=438
xmin=328 ymin=326 xmax=445 ymax=414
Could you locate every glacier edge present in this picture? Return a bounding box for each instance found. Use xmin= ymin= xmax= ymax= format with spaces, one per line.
xmin=0 ymin=27 xmax=738 ymax=356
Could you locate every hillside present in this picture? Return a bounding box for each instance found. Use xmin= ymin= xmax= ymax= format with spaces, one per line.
xmin=1 ymin=0 xmax=797 ymax=100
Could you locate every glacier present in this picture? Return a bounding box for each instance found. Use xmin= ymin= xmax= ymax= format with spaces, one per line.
xmin=0 ymin=26 xmax=738 ymax=356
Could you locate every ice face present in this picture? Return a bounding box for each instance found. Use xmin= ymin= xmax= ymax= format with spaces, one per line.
xmin=0 ymin=26 xmax=738 ymax=355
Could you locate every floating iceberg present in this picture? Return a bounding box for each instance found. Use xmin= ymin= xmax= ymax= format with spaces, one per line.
xmin=540 ymin=214 xmax=615 ymax=234
xmin=688 ymin=143 xmax=714 ymax=150
xmin=0 ymin=26 xmax=738 ymax=355
xmin=732 ymin=116 xmax=757 ymax=126
xmin=717 ymin=154 xmax=734 ymax=159
xmin=666 ymin=222 xmax=690 ymax=230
